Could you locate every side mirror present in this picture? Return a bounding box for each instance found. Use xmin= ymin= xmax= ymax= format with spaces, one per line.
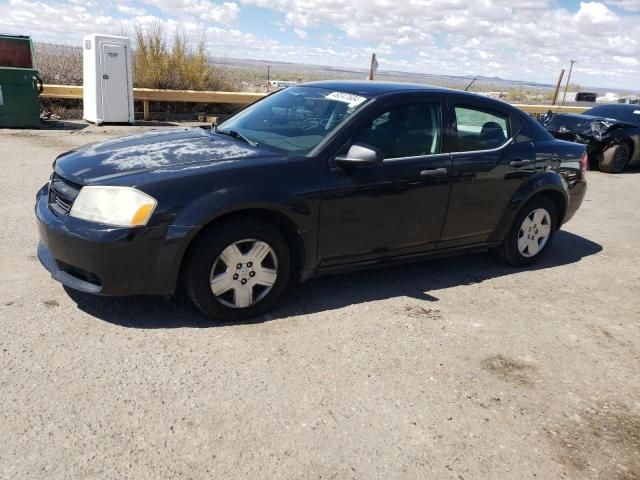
xmin=334 ymin=143 xmax=383 ymax=168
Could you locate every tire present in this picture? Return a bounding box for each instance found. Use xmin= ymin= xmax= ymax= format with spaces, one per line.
xmin=599 ymin=142 xmax=631 ymax=173
xmin=183 ymin=219 xmax=291 ymax=321
xmin=495 ymin=196 xmax=557 ymax=266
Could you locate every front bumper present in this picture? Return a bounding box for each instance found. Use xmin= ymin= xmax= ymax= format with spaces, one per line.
xmin=35 ymin=185 xmax=198 ymax=296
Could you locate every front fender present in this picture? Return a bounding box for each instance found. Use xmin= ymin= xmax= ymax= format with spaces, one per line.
xmin=173 ymin=184 xmax=313 ymax=230
xmin=170 ymin=183 xmax=320 ymax=279
xmin=489 ymin=171 xmax=569 ymax=243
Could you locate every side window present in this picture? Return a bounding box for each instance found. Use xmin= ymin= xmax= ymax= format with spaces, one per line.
xmin=454 ymin=106 xmax=510 ymax=152
xmin=353 ymin=103 xmax=442 ymax=159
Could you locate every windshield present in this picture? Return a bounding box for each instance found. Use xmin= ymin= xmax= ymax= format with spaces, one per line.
xmin=217 ymin=86 xmax=370 ymax=155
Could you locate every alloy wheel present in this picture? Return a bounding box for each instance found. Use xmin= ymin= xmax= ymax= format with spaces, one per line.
xmin=517 ymin=208 xmax=551 ymax=258
xmin=209 ymin=238 xmax=278 ymax=308
xmin=614 ymin=144 xmax=630 ymax=171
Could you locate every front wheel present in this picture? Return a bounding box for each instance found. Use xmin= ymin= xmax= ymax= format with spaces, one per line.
xmin=495 ymin=196 xmax=557 ymax=266
xmin=599 ymin=143 xmax=631 ymax=173
xmin=183 ymin=219 xmax=291 ymax=321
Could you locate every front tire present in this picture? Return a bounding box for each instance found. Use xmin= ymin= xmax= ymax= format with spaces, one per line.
xmin=599 ymin=142 xmax=631 ymax=173
xmin=183 ymin=219 xmax=291 ymax=321
xmin=496 ymin=196 xmax=557 ymax=266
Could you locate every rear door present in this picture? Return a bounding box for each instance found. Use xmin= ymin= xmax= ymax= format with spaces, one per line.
xmin=100 ymin=42 xmax=130 ymax=122
xmin=438 ymin=100 xmax=536 ymax=248
xmin=318 ymin=96 xmax=452 ymax=266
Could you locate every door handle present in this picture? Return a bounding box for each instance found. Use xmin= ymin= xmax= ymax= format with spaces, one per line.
xmin=420 ymin=167 xmax=448 ymax=177
xmin=510 ymin=159 xmax=533 ymax=167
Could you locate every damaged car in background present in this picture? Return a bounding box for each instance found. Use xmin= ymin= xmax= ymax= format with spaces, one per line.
xmin=539 ymin=104 xmax=640 ymax=173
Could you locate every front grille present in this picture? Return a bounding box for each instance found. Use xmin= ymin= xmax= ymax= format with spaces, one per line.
xmin=48 ymin=174 xmax=80 ymax=215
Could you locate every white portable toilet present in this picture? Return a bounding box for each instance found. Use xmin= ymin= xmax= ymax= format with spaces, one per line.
xmin=83 ymin=34 xmax=134 ymax=125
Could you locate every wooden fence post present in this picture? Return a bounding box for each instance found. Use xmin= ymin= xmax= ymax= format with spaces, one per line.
xmin=143 ymin=100 xmax=150 ymax=121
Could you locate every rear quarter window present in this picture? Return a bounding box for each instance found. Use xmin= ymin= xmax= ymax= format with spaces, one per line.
xmin=454 ymin=106 xmax=510 ymax=152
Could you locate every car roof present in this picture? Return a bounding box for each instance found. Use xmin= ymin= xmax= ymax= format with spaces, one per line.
xmin=298 ymin=80 xmax=523 ymax=112
xmin=300 ymin=80 xmax=456 ymax=97
xmin=586 ymin=103 xmax=640 ymax=113
xmin=584 ymin=103 xmax=640 ymax=125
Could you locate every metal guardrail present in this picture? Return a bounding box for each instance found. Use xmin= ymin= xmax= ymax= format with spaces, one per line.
xmin=41 ymin=84 xmax=266 ymax=120
xmin=510 ymin=103 xmax=588 ymax=114
xmin=41 ymin=84 xmax=590 ymax=120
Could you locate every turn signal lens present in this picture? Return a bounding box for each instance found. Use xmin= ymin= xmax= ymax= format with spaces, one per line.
xmin=130 ymin=203 xmax=155 ymax=226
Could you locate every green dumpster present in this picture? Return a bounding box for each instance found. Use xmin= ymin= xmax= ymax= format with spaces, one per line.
xmin=0 ymin=34 xmax=42 ymax=128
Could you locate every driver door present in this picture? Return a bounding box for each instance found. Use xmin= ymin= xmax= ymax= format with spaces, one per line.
xmin=318 ymin=98 xmax=452 ymax=267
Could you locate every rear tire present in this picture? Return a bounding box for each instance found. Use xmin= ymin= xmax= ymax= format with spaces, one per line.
xmin=183 ymin=219 xmax=291 ymax=322
xmin=496 ymin=196 xmax=557 ymax=266
xmin=599 ymin=143 xmax=631 ymax=173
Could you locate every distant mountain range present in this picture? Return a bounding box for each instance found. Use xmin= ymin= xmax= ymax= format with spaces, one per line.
xmin=215 ymin=56 xmax=633 ymax=94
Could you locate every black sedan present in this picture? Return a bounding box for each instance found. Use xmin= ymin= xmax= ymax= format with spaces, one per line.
xmin=539 ymin=103 xmax=640 ymax=173
xmin=36 ymin=81 xmax=587 ymax=321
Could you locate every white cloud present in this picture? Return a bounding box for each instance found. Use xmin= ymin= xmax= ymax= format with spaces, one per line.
xmin=606 ymin=0 xmax=640 ymax=12
xmin=293 ymin=27 xmax=307 ymax=39
xmin=612 ymin=55 xmax=640 ymax=66
xmin=376 ymin=43 xmax=393 ymax=55
xmin=117 ymin=4 xmax=146 ymax=16
xmin=241 ymin=0 xmax=640 ymax=88
xmin=1 ymin=0 xmax=638 ymax=89
xmin=138 ymin=0 xmax=240 ymax=23
xmin=574 ymin=1 xmax=617 ymax=26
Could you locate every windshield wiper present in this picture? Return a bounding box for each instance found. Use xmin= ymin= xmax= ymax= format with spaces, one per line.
xmin=214 ymin=127 xmax=259 ymax=147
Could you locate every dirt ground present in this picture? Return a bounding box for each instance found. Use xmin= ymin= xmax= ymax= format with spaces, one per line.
xmin=1 ymin=121 xmax=639 ymax=479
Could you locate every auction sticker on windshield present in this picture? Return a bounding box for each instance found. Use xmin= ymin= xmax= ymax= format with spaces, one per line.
xmin=326 ymin=91 xmax=367 ymax=109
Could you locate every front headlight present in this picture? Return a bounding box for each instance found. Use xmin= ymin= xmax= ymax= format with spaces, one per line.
xmin=69 ymin=186 xmax=157 ymax=227
xmin=591 ymin=120 xmax=612 ymax=140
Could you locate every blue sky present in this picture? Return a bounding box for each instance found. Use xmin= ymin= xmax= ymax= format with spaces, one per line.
xmin=2 ymin=0 xmax=639 ymax=89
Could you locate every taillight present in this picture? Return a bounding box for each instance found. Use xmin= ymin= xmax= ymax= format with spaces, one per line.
xmin=579 ymin=151 xmax=588 ymax=175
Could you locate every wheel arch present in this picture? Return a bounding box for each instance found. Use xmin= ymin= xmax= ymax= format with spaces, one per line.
xmin=177 ymin=207 xmax=307 ymax=291
xmin=536 ymin=189 xmax=566 ymax=229
xmin=489 ymin=172 xmax=569 ymax=243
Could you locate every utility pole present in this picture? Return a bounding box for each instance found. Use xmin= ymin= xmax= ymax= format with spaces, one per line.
xmin=552 ymin=69 xmax=565 ymax=105
xmin=464 ymin=77 xmax=477 ymax=92
xmin=561 ymin=60 xmax=576 ymax=105
xmin=266 ymin=66 xmax=271 ymax=92
xmin=368 ymin=53 xmax=378 ymax=81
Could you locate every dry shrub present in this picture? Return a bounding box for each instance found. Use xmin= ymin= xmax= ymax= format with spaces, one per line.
xmin=34 ymin=43 xmax=82 ymax=85
xmin=33 ymin=27 xmax=238 ymax=93
xmin=33 ymin=28 xmax=242 ymax=118
xmin=506 ymin=87 xmax=528 ymax=102
xmin=133 ymin=24 xmax=237 ymax=92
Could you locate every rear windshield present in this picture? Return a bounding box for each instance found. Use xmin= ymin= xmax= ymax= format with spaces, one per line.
xmin=583 ymin=105 xmax=640 ymax=126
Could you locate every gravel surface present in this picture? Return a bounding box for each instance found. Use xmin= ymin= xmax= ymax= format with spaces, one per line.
xmin=1 ymin=122 xmax=639 ymax=479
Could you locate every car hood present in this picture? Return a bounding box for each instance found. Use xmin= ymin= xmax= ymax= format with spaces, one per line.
xmin=539 ymin=112 xmax=637 ymax=140
xmin=53 ymin=127 xmax=270 ymax=184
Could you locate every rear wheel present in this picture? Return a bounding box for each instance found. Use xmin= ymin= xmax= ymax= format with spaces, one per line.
xmin=599 ymin=142 xmax=631 ymax=173
xmin=496 ymin=196 xmax=557 ymax=266
xmin=183 ymin=219 xmax=291 ymax=321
